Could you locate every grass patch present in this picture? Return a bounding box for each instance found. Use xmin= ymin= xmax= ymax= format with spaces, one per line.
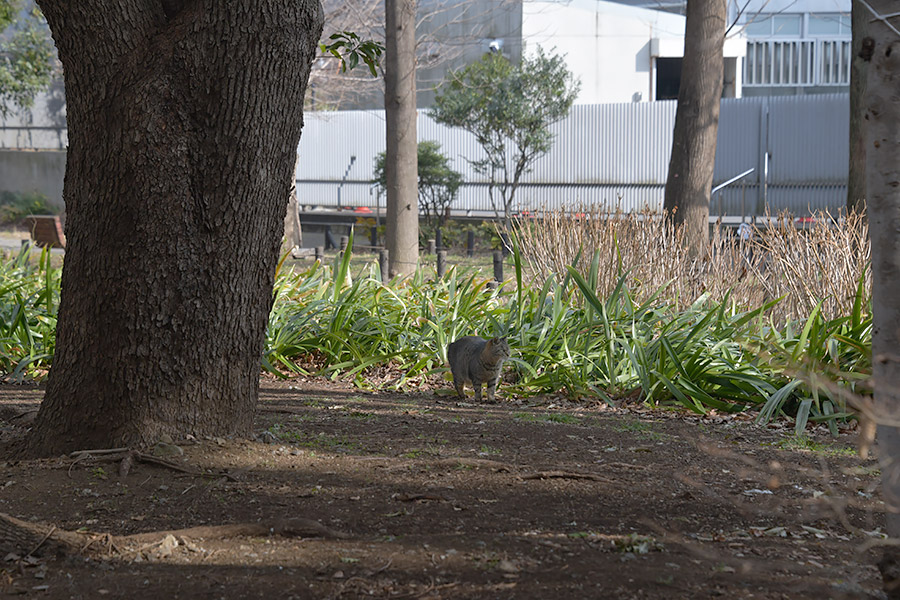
xmin=513 ymin=412 xmax=581 ymax=425
xmin=347 ymin=411 xmax=377 ymax=420
xmin=611 ymin=533 xmax=664 ymax=554
xmin=266 ymin=424 xmax=360 ymax=452
xmin=612 ymin=420 xmax=654 ymax=434
xmin=772 ymin=434 xmax=857 ymax=457
xmin=400 ymin=444 xmax=445 ymax=458
xmin=266 ymin=423 xmax=304 ymax=442
xmin=611 ymin=420 xmax=666 ymax=440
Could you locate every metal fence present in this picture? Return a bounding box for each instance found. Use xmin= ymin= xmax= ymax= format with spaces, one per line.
xmin=744 ymin=39 xmax=852 ymax=88
xmin=0 ymin=126 xmax=67 ymax=150
xmin=297 ymin=93 xmax=850 ymax=218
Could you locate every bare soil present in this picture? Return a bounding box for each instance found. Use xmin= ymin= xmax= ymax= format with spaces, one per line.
xmin=0 ymin=377 xmax=887 ymax=599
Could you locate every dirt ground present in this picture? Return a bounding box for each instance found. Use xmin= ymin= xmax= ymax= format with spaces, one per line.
xmin=0 ymin=377 xmax=888 ymax=599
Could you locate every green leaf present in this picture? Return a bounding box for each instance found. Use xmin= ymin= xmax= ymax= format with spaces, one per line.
xmin=794 ymin=399 xmax=813 ymax=435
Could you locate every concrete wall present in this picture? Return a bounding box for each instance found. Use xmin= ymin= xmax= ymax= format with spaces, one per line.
xmin=0 ymin=150 xmax=66 ymax=211
xmin=1 ymin=80 xmax=68 ymax=212
xmin=522 ymin=0 xmax=683 ymax=104
xmin=0 ymin=80 xmax=68 ymax=149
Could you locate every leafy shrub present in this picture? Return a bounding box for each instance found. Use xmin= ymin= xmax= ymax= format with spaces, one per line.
xmin=1 ymin=226 xmax=871 ymax=435
xmin=373 ymin=141 xmax=463 ymax=239
xmin=262 ymin=232 xmax=870 ymax=432
xmin=0 ymin=190 xmax=56 ymax=225
xmin=0 ymin=245 xmax=59 ymax=380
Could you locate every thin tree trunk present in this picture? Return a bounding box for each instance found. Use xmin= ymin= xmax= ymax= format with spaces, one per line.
xmin=847 ymin=0 xmax=869 ymax=216
xmin=384 ymin=0 xmax=419 ymax=277
xmin=864 ymin=4 xmax=900 ymax=595
xmin=663 ymin=0 xmax=725 ymax=257
xmin=284 ymin=153 xmax=304 ymax=256
xmin=26 ymin=1 xmax=323 ymax=456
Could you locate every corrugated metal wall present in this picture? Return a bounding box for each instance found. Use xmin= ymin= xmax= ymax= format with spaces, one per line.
xmin=297 ymin=93 xmax=851 ymax=217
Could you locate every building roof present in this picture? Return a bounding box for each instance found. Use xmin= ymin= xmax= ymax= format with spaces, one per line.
xmin=605 ymin=0 xmax=685 ymax=15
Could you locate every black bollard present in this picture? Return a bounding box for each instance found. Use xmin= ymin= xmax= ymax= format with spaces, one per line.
xmin=314 ymin=246 xmax=324 ymax=263
xmin=492 ymin=250 xmax=503 ymax=283
xmin=435 ymin=227 xmax=443 ymax=252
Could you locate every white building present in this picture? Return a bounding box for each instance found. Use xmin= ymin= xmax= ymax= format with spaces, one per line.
xmin=417 ymin=0 xmax=852 ymax=105
xmin=417 ymin=0 xmax=746 ymax=106
xmin=520 ymin=0 xmax=746 ymax=103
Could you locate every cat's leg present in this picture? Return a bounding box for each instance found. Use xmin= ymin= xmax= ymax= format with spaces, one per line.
xmin=453 ymin=377 xmax=466 ymax=399
xmin=472 ymin=378 xmax=483 ymax=402
xmin=486 ymin=375 xmax=499 ymax=402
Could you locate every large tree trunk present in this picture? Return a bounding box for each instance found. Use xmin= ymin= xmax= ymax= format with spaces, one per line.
xmin=865 ymin=4 xmax=900 ymax=595
xmin=663 ymin=0 xmax=725 ymax=257
xmin=847 ymin=0 xmax=869 ymax=216
xmin=384 ymin=0 xmax=419 ymax=278
xmin=25 ymin=1 xmax=324 ymax=457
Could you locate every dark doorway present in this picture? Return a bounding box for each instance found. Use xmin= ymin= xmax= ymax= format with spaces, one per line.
xmin=656 ymin=57 xmax=682 ymax=100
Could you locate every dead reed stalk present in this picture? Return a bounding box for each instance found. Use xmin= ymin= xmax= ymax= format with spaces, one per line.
xmin=513 ymin=207 xmax=869 ymax=323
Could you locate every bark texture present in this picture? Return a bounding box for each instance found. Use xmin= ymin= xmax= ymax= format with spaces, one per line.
xmin=26 ymin=0 xmax=324 ymax=456
xmin=847 ymin=0 xmax=869 ymax=216
xmin=663 ymin=0 xmax=725 ymax=256
xmin=864 ymin=4 xmax=900 ymax=595
xmin=384 ymin=0 xmax=419 ymax=277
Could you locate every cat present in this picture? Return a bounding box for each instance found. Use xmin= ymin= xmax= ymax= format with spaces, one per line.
xmin=447 ymin=336 xmax=510 ymax=402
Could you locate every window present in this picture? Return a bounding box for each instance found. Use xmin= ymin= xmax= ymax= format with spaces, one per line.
xmin=656 ymin=58 xmax=682 ymax=100
xmin=772 ymin=14 xmax=801 ymax=36
xmin=744 ymin=16 xmax=773 ymax=36
xmin=743 ymin=13 xmax=804 ymax=37
xmin=808 ymin=13 xmax=850 ymax=36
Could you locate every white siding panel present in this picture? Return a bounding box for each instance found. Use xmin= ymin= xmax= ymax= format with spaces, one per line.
xmin=296 ymin=94 xmax=850 ymax=217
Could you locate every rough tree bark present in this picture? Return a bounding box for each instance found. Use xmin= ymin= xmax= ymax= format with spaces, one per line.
xmin=847 ymin=0 xmax=869 ymax=216
xmin=384 ymin=0 xmax=419 ymax=277
xmin=25 ymin=0 xmax=324 ymax=456
xmin=663 ymin=0 xmax=725 ymax=257
xmin=864 ymin=3 xmax=900 ymax=595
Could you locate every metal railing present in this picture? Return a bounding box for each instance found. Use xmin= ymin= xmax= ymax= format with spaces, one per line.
xmin=712 ymin=168 xmax=756 ymax=219
xmin=0 ymin=125 xmax=68 ymax=150
xmin=744 ymin=38 xmax=851 ymax=87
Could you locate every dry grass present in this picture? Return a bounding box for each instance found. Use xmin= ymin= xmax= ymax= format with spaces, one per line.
xmin=513 ymin=207 xmax=869 ymax=324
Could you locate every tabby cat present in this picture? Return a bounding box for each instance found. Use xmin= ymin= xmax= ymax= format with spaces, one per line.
xmin=447 ymin=336 xmax=510 ymax=402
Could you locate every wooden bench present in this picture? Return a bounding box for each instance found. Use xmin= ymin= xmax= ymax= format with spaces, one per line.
xmin=24 ymin=215 xmax=66 ymax=249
